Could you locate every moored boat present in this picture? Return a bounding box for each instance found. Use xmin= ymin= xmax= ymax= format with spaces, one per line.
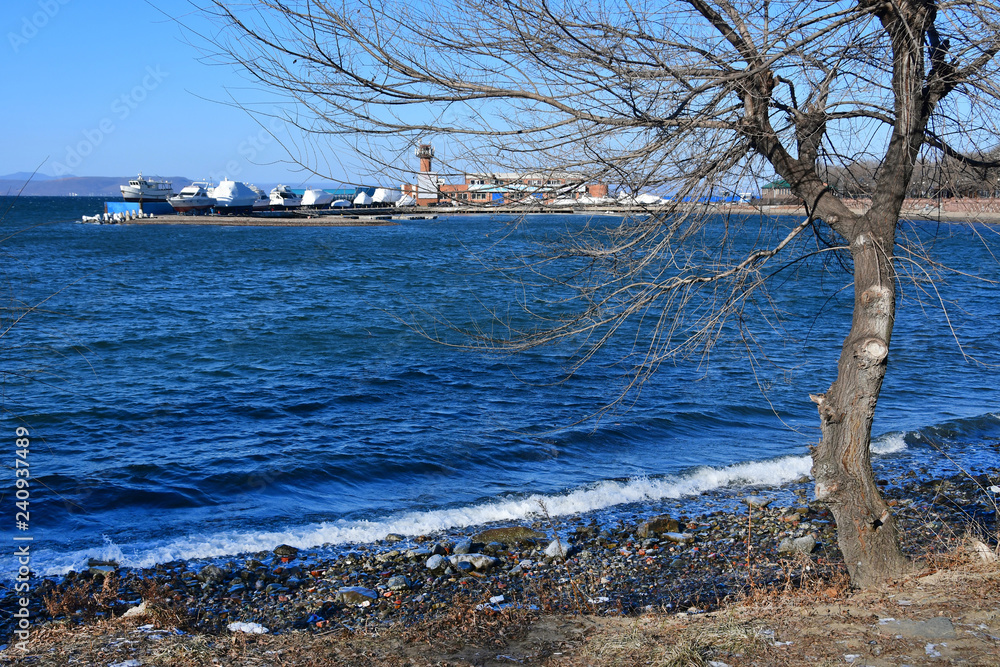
xmin=269 ymin=184 xmax=302 ymax=209
xmin=249 ymin=184 xmax=270 ymax=211
xmin=301 ymin=188 xmax=335 ymax=208
xmin=167 ymin=183 xmax=216 ymax=214
xmin=120 ymin=172 xmax=174 ymax=202
xmin=213 ymin=179 xmax=260 ymax=214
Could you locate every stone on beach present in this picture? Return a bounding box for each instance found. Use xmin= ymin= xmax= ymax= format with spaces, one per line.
xmin=635 ymin=515 xmax=680 ymax=538
xmin=425 ymin=554 xmax=448 ymax=571
xmin=473 ymin=526 xmax=547 ymax=545
xmin=198 ymin=564 xmax=227 ymax=583
xmin=449 ymin=554 xmax=499 ymax=571
xmin=777 ymin=534 xmax=817 ymax=555
xmin=407 ymin=547 xmax=431 ymax=560
xmin=453 ymin=538 xmax=476 ymax=554
xmin=336 ymin=586 xmax=379 ymax=605
xmin=545 ymin=539 xmax=570 ymax=559
xmin=88 ymin=565 xmax=117 ymax=578
xmin=121 ymin=600 xmax=149 ymax=619
xmin=273 ymin=544 xmax=299 ymax=558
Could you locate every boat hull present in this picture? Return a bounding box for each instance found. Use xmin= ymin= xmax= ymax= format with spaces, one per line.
xmin=121 ymin=187 xmax=172 ymax=202
xmin=168 ymin=196 xmax=216 ymax=213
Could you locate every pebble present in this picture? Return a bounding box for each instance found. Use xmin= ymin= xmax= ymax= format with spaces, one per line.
xmin=199 ymin=564 xmax=226 ymax=583
xmin=425 ymin=554 xmax=448 ymax=571
xmin=453 ymin=538 xmax=475 ymax=554
xmin=473 ymin=526 xmax=547 ymax=545
xmin=777 ymin=534 xmax=817 ymax=555
xmin=449 ymin=554 xmax=499 ymax=571
xmin=545 ymin=539 xmax=570 ymax=559
xmin=336 ymin=586 xmax=378 ymax=605
xmin=635 ymin=515 xmax=680 ymax=538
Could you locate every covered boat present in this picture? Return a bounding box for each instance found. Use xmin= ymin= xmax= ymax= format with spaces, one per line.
xmin=395 ymin=194 xmax=417 ymax=207
xmin=372 ymin=187 xmax=401 ymax=204
xmin=636 ymin=193 xmax=666 ymax=205
xmin=353 ymin=191 xmax=374 ymax=206
xmin=301 ymin=188 xmax=335 ymax=208
xmin=213 ymin=179 xmax=259 ymax=214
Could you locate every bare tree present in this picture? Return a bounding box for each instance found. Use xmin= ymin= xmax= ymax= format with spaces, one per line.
xmin=196 ymin=0 xmax=1000 ymax=587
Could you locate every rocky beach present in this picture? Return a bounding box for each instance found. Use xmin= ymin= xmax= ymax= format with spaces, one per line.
xmin=3 ymin=464 xmax=997 ymax=665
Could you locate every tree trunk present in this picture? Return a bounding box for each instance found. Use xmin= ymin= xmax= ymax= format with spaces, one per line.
xmin=810 ymin=224 xmax=911 ymax=588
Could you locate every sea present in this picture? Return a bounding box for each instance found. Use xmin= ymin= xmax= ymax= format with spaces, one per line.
xmin=1 ymin=196 xmax=998 ymax=578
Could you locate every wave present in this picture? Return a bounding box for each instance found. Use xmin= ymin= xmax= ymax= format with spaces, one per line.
xmin=872 ymin=432 xmax=908 ymax=454
xmin=37 ymin=452 xmax=813 ymax=576
xmin=873 ymin=411 xmax=1000 ymax=454
xmin=32 ymin=411 xmax=1000 ymax=578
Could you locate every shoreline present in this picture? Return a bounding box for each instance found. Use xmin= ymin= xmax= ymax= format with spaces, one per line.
xmin=4 ymin=463 xmax=996 ymax=654
xmin=96 ymin=202 xmax=1000 ymax=226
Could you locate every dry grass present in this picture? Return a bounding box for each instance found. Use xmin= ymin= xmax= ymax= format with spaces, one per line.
xmin=578 ymin=613 xmax=774 ymax=666
xmin=41 ymin=572 xmax=122 ymax=621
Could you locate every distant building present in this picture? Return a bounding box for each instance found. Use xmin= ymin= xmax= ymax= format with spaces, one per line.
xmin=760 ymin=178 xmax=795 ymax=202
xmin=402 ymin=143 xmax=608 ymax=206
xmin=411 ymin=144 xmax=440 ymax=206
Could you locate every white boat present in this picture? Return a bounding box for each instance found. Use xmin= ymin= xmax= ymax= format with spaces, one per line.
xmin=372 ymin=187 xmax=402 ymax=204
xmin=248 ymin=184 xmax=270 ymax=211
xmin=269 ymin=184 xmax=302 ymax=209
xmin=167 ymin=184 xmax=216 ymax=214
xmin=213 ymin=179 xmax=260 ymax=214
xmin=301 ymin=188 xmax=335 ymax=208
xmin=331 ymin=199 xmax=352 ymax=208
xmin=120 ymin=172 xmax=174 ymax=202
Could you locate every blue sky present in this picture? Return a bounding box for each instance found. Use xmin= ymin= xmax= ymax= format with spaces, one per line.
xmin=0 ymin=0 xmax=360 ymax=185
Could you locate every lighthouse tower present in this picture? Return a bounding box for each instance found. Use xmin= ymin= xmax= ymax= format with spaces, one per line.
xmin=415 ymin=144 xmax=438 ymax=204
xmin=417 ymin=144 xmax=434 ymax=172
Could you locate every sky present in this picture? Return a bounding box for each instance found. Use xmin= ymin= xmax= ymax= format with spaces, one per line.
xmin=0 ymin=0 xmax=362 ymax=186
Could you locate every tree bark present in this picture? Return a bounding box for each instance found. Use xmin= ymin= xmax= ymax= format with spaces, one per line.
xmin=810 ymin=223 xmax=911 ymax=587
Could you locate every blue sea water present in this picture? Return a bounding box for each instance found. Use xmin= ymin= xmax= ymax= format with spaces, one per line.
xmin=0 ymin=196 xmax=998 ymax=576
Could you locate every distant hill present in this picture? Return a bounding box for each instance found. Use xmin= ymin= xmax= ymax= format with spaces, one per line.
xmin=0 ymin=172 xmax=65 ymax=182
xmin=0 ymin=176 xmax=193 ymax=197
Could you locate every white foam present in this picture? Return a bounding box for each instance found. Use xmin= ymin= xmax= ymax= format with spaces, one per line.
xmin=37 ymin=453 xmax=813 ymax=576
xmin=872 ymin=432 xmax=907 ymax=454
